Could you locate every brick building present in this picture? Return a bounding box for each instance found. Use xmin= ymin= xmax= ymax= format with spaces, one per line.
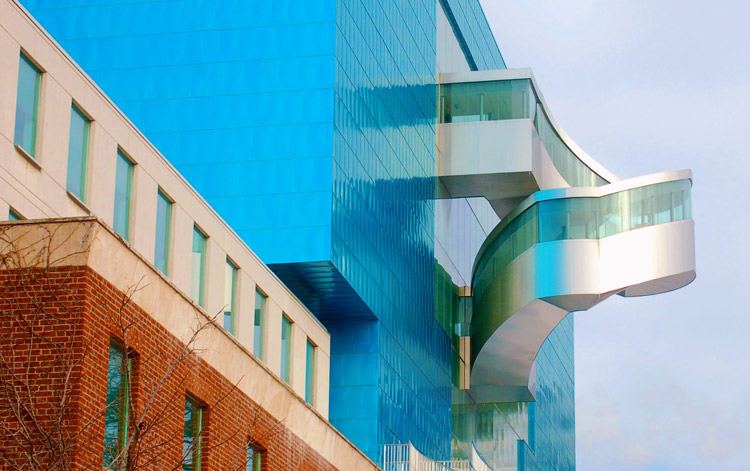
xmin=0 ymin=218 xmax=377 ymax=470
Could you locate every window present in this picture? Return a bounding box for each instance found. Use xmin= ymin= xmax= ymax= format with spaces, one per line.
xmin=8 ymin=207 xmax=22 ymax=221
xmin=183 ymin=396 xmax=203 ymax=471
xmin=305 ymin=339 xmax=316 ymax=405
xmin=191 ymin=227 xmax=207 ymax=308
xmin=246 ymin=442 xmax=264 ymax=471
xmin=154 ymin=189 xmax=172 ymax=275
xmin=103 ymin=341 xmax=129 ymax=468
xmin=14 ymin=53 xmax=41 ymax=157
xmin=66 ymin=105 xmax=90 ymax=200
xmin=280 ymin=315 xmax=292 ymax=384
xmin=113 ymin=150 xmax=133 ymax=240
xmin=224 ymin=259 xmax=237 ymax=334
xmin=253 ymin=289 xmax=266 ymax=360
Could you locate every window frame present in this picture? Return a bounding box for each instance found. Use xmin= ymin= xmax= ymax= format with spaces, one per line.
xmin=245 ymin=441 xmax=265 ymax=471
xmin=190 ymin=226 xmax=207 ymax=308
xmin=103 ymin=339 xmax=131 ymax=469
xmin=154 ymin=188 xmax=173 ymax=276
xmin=253 ymin=288 xmax=266 ymax=361
xmin=305 ymin=339 xmax=316 ymax=406
xmin=280 ymin=314 xmax=293 ymax=384
xmin=8 ymin=207 xmax=23 ymax=221
xmin=66 ymin=103 xmax=90 ymax=201
xmin=14 ymin=52 xmax=42 ymax=157
xmin=113 ymin=149 xmax=134 ymax=241
xmin=224 ymin=258 xmax=238 ymax=334
xmin=183 ymin=395 xmax=204 ymax=471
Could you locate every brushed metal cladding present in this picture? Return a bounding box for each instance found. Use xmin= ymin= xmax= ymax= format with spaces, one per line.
xmin=469 ymin=172 xmax=695 ymax=403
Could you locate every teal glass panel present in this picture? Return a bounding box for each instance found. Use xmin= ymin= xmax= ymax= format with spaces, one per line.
xmin=305 ymin=340 xmax=316 ymax=405
xmin=246 ymin=444 xmax=262 ymax=471
xmin=190 ymin=227 xmax=206 ymax=307
xmin=14 ymin=54 xmax=41 ymax=156
xmin=253 ymin=289 xmax=266 ymax=360
xmin=154 ymin=189 xmax=171 ymax=275
xmin=113 ymin=151 xmax=133 ymax=240
xmin=8 ymin=208 xmax=22 ymax=221
xmin=103 ymin=341 xmax=129 ymax=468
xmin=280 ymin=315 xmax=292 ymax=384
xmin=224 ymin=259 xmax=237 ymax=334
xmin=66 ymin=105 xmax=89 ymax=200
xmin=474 ymin=179 xmax=692 ymax=301
xmin=440 ymin=79 xmax=533 ymax=123
xmin=183 ymin=397 xmax=203 ymax=471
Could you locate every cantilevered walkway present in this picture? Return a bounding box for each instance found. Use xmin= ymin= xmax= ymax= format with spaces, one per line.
xmin=437 ymin=69 xmax=696 ymax=403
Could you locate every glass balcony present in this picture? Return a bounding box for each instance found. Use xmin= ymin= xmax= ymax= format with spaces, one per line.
xmin=473 ymin=178 xmax=692 ymax=301
xmin=439 ymin=79 xmax=608 ymax=188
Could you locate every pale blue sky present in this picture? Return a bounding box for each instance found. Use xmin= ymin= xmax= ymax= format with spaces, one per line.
xmin=480 ymin=1 xmax=750 ymax=470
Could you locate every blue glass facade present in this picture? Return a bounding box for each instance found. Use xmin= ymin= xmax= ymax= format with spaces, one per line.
xmin=23 ymin=0 xmax=574 ymax=468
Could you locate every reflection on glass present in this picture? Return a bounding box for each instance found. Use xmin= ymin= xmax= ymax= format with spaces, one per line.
xmin=113 ymin=151 xmax=133 ymax=240
xmin=440 ymin=79 xmax=533 ymax=123
xmin=14 ymin=54 xmax=41 ymax=156
xmin=103 ymin=341 xmax=129 ymax=468
xmin=474 ymin=179 xmax=692 ymax=300
xmin=280 ymin=315 xmax=292 ymax=384
xmin=66 ymin=105 xmax=90 ymax=200
xmin=224 ymin=260 xmax=237 ymax=334
xmin=305 ymin=339 xmax=316 ymax=405
xmin=191 ymin=227 xmax=206 ymax=307
xmin=253 ymin=289 xmax=266 ymax=360
xmin=154 ymin=189 xmax=171 ymax=275
xmin=246 ymin=443 xmax=262 ymax=471
xmin=183 ymin=397 xmax=203 ymax=471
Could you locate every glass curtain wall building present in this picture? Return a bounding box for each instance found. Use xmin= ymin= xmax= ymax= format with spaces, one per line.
xmin=21 ymin=0 xmax=578 ymax=468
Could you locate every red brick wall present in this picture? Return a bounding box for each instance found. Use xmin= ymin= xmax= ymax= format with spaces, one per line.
xmin=0 ymin=265 xmax=340 ymax=471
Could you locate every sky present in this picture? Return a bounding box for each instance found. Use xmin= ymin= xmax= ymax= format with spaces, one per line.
xmin=479 ymin=1 xmax=750 ymax=470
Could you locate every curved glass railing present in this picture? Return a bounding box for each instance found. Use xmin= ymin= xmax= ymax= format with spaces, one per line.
xmin=439 ymin=79 xmax=608 ymax=187
xmin=472 ymin=178 xmax=692 ymax=301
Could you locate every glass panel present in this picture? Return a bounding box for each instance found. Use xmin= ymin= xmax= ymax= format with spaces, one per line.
xmin=598 ymin=191 xmax=629 ymax=238
xmin=103 ymin=342 xmax=129 ymax=468
xmin=191 ymin=227 xmax=206 ymax=307
xmin=474 ymin=179 xmax=692 ymax=297
xmin=113 ymin=151 xmax=133 ymax=240
xmin=154 ymin=190 xmax=172 ymax=275
xmin=224 ymin=260 xmax=237 ymax=334
xmin=66 ymin=105 xmax=89 ymax=200
xmin=183 ymin=397 xmax=203 ymax=471
xmin=534 ymin=103 xmax=605 ymax=188
xmin=305 ymin=340 xmax=316 ymax=405
xmin=246 ymin=444 xmax=262 ymax=471
xmin=8 ymin=208 xmax=22 ymax=221
xmin=439 ymin=79 xmax=534 ymax=123
xmin=14 ymin=54 xmax=41 ymax=156
xmin=280 ymin=315 xmax=292 ymax=384
xmin=253 ymin=289 xmax=266 ymax=360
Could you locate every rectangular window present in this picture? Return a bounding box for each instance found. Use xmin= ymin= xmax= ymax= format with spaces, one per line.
xmin=246 ymin=442 xmax=263 ymax=471
xmin=224 ymin=259 xmax=237 ymax=334
xmin=253 ymin=289 xmax=266 ymax=360
xmin=191 ymin=227 xmax=207 ymax=308
xmin=113 ymin=150 xmax=133 ymax=240
xmin=103 ymin=341 xmax=129 ymax=468
xmin=14 ymin=53 xmax=41 ymax=157
xmin=183 ymin=396 xmax=203 ymax=471
xmin=8 ymin=208 xmax=22 ymax=221
xmin=154 ymin=189 xmax=172 ymax=275
xmin=280 ymin=315 xmax=292 ymax=384
xmin=305 ymin=339 xmax=316 ymax=405
xmin=66 ymin=105 xmax=90 ymax=200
